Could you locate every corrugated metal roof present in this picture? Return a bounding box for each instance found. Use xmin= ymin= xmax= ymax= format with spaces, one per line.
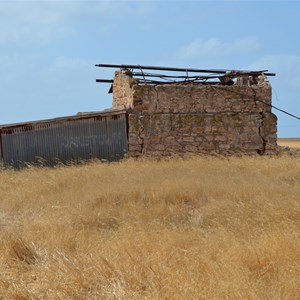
xmin=0 ymin=110 xmax=128 ymax=167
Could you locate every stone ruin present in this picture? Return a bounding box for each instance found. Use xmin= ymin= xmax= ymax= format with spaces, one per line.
xmin=104 ymin=66 xmax=278 ymax=156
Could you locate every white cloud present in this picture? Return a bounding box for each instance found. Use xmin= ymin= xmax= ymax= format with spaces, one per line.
xmin=0 ymin=1 xmax=151 ymax=45
xmin=248 ymin=55 xmax=300 ymax=88
xmin=178 ymin=36 xmax=261 ymax=60
xmin=249 ymin=54 xmax=300 ymax=73
xmin=0 ymin=1 xmax=73 ymax=45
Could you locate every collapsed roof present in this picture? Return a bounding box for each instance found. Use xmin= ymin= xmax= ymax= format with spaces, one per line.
xmin=95 ymin=63 xmax=275 ymax=91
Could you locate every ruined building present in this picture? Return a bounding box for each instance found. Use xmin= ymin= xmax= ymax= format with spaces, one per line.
xmin=104 ymin=64 xmax=277 ymax=156
xmin=0 ymin=64 xmax=278 ymax=167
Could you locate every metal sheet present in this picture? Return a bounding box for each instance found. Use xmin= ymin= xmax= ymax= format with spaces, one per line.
xmin=0 ymin=111 xmax=128 ymax=167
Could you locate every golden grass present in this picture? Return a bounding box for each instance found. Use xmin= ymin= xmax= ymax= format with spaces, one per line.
xmin=0 ymin=155 xmax=300 ymax=299
xmin=278 ymin=138 xmax=300 ymax=149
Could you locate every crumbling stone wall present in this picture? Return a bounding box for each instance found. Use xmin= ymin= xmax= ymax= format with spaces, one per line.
xmin=113 ymin=71 xmax=277 ymax=156
xmin=112 ymin=70 xmax=135 ymax=109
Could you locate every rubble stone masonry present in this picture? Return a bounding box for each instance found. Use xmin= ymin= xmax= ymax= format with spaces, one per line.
xmin=112 ymin=70 xmax=277 ymax=156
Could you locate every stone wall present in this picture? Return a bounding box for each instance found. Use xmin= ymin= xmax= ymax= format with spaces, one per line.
xmin=113 ymin=71 xmax=277 ymax=156
xmin=112 ymin=70 xmax=135 ymax=109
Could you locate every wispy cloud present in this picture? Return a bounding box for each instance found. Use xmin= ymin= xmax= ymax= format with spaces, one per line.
xmin=177 ymin=36 xmax=261 ymax=60
xmin=0 ymin=1 xmax=151 ymax=46
xmin=248 ymin=54 xmax=300 ymax=88
xmin=0 ymin=1 xmax=74 ymax=45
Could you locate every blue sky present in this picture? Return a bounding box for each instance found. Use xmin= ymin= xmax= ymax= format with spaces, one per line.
xmin=0 ymin=0 xmax=299 ymax=137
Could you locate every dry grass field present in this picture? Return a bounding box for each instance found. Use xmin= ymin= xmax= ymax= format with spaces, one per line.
xmin=0 ymin=154 xmax=300 ymax=299
xmin=278 ymin=138 xmax=300 ymax=149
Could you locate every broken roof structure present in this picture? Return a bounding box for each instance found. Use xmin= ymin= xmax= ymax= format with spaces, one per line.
xmin=96 ymin=64 xmax=278 ymax=156
xmin=95 ymin=63 xmax=275 ymax=87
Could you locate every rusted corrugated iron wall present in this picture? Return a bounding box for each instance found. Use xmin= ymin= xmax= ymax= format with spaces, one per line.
xmin=0 ymin=111 xmax=128 ymax=167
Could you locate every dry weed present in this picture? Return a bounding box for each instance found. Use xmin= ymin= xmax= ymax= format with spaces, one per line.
xmin=0 ymin=155 xmax=299 ymax=299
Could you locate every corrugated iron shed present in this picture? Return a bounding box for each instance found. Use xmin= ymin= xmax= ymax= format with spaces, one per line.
xmin=0 ymin=110 xmax=128 ymax=167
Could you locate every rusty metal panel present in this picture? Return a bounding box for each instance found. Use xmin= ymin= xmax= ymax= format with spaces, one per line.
xmin=0 ymin=111 xmax=128 ymax=167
